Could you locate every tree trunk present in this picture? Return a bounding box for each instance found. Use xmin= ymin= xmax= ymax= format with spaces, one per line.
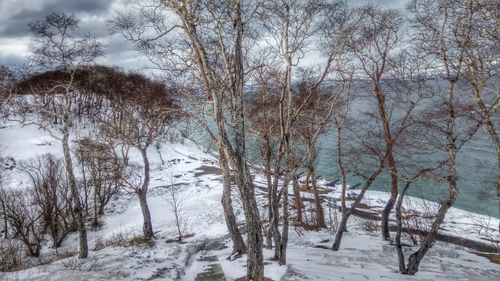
xmin=311 ymin=169 xmax=325 ymax=228
xmin=93 ymin=174 xmax=99 ymax=227
xmin=305 ymin=171 xmax=311 ymax=190
xmin=471 ymin=85 xmax=500 ymax=232
xmin=138 ymin=190 xmax=153 ymax=239
xmin=336 ymin=126 xmax=348 ymax=232
xmin=139 ymin=148 xmax=153 ymax=239
xmin=266 ymin=223 xmax=273 ymax=249
xmin=80 ymin=165 xmax=89 ymax=218
xmin=382 ymin=188 xmax=397 ymax=240
xmin=219 ymin=147 xmax=247 ymax=257
xmin=395 ymin=182 xmax=411 ymax=273
xmin=271 ymin=173 xmax=282 ymax=259
xmin=332 ymin=170 xmax=381 ymax=251
xmin=235 ymin=161 xmax=264 ymax=280
xmin=258 ymin=135 xmax=273 ymax=222
xmin=1 ymin=197 xmax=8 ymax=239
xmin=486 ymin=120 xmax=500 ymax=232
xmin=62 ymin=109 xmax=88 ymax=259
xmin=336 ymin=126 xmax=347 ymax=214
xmin=292 ymin=174 xmax=303 ymax=225
xmin=405 ymin=184 xmax=458 ymax=274
xmin=232 ymin=2 xmax=264 ymax=279
xmin=404 ymin=80 xmax=460 ymax=275
xmin=262 ymin=134 xmax=274 ymax=249
xmin=176 ymin=2 xmax=264 ymax=278
xmin=264 ymin=140 xmax=273 ymax=222
xmin=374 ymin=81 xmax=398 ymax=241
xmin=98 ymin=198 xmax=106 ymax=216
xmin=279 ymin=176 xmax=290 ymax=265
xmin=173 ymin=194 xmax=183 ymax=242
xmin=483 ymin=120 xmax=500 ymax=233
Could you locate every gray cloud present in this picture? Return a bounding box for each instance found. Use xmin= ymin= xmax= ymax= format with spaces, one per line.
xmin=0 ymin=0 xmax=113 ymax=37
xmin=0 ymin=53 xmax=27 ymax=66
xmin=356 ymin=0 xmax=408 ymax=9
xmin=0 ymin=0 xmax=118 ymax=67
xmin=0 ymin=0 xmax=408 ymax=70
xmin=75 ymin=17 xmax=112 ymax=38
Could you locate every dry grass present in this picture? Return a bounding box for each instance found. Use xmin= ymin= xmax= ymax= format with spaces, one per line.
xmin=354 ymin=217 xmax=379 ymax=232
xmin=0 ymin=238 xmax=77 ymax=272
xmin=93 ymin=229 xmax=154 ymax=251
xmin=487 ymin=254 xmax=500 ymax=264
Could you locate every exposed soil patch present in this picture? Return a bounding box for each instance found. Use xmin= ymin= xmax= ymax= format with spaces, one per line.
xmin=388 ymin=225 xmax=500 ymax=253
xmin=194 ymin=165 xmax=223 ymax=177
xmin=299 ymin=187 xmax=330 ymax=195
xmin=194 ymin=255 xmax=226 ymax=281
xmin=354 ymin=202 xmax=377 ymax=210
xmin=165 ymin=233 xmax=195 ymax=244
xmin=193 ymin=165 xmax=244 ymax=184
xmin=235 ymin=277 xmax=274 ymax=281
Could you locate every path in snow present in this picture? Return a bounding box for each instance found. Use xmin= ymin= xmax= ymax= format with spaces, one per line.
xmin=193 ymin=253 xmax=227 ymax=281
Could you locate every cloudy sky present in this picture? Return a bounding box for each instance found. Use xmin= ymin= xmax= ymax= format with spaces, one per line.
xmin=0 ymin=0 xmax=406 ymax=71
xmin=0 ymin=0 xmax=146 ymax=70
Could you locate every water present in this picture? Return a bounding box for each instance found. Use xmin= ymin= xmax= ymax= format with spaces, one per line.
xmin=184 ymin=85 xmax=499 ymax=219
xmin=314 ymin=126 xmax=499 ymax=218
xmin=309 ymin=80 xmax=499 ymax=219
xmin=189 ymin=119 xmax=498 ymax=218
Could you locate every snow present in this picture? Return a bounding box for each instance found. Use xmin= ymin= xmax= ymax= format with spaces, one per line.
xmin=0 ymin=120 xmax=499 ymax=280
xmin=281 ymin=230 xmax=498 ymax=281
xmin=330 ymin=188 xmax=500 ymax=245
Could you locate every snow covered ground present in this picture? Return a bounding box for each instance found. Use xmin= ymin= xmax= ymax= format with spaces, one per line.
xmin=0 ymin=121 xmax=499 ymax=280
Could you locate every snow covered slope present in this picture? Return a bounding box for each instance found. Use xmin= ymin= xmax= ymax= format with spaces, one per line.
xmin=0 ymin=121 xmax=499 ymax=281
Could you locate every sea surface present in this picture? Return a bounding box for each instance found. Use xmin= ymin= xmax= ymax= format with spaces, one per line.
xmin=187 ymin=82 xmax=499 ymax=218
xmin=313 ymin=125 xmax=499 ymax=218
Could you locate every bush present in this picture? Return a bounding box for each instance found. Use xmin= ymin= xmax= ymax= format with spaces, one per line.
xmin=75 ymin=138 xmax=123 ymax=227
xmin=93 ymin=228 xmax=152 ymax=251
xmin=61 ymin=256 xmax=99 ymax=271
xmin=0 ymin=189 xmax=44 ymax=257
xmin=21 ymin=154 xmax=73 ymax=248
xmin=355 ymin=217 xmax=379 ymax=233
xmin=0 ymin=239 xmax=25 ymax=271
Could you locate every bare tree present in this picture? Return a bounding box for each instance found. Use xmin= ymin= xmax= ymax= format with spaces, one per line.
xmin=0 ymin=188 xmax=44 ymax=257
xmin=246 ymin=64 xmax=281 ymax=225
xmin=178 ymin=85 xmax=247 ymax=257
xmin=0 ymin=162 xmax=10 ymax=239
xmin=258 ymin=0 xmax=318 ymax=263
xmin=100 ymin=70 xmax=177 ymax=240
xmin=75 ymin=138 xmax=123 ymax=227
xmin=165 ymin=177 xmax=189 ymax=242
xmin=460 ymin=0 xmax=499 ymax=231
xmin=331 ymin=151 xmax=386 ymax=250
xmin=344 ymin=4 xmax=404 ymax=240
xmin=0 ymin=66 xmax=17 ymax=110
xmin=333 ymin=84 xmax=351 ymax=218
xmin=112 ymin=1 xmax=266 ymax=278
xmin=9 ymin=13 xmax=103 ymax=258
xmin=257 ymin=0 xmax=350 ymax=264
xmin=219 ymin=147 xmax=248 ymax=258
xmin=20 ymin=154 xmax=73 ymax=249
xmin=393 ymin=0 xmax=478 ymax=274
xmin=292 ymin=70 xmax=351 ymax=229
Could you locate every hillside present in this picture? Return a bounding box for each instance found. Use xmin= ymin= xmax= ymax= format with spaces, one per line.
xmin=0 ymin=121 xmax=499 ymax=281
